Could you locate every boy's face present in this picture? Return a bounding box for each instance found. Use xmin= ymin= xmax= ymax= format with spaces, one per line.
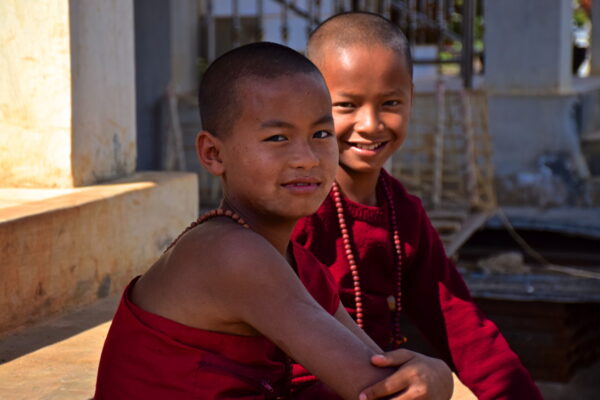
xmin=318 ymin=44 xmax=413 ymax=176
xmin=219 ymin=73 xmax=338 ymax=221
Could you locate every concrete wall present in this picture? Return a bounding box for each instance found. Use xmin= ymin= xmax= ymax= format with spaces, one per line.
xmin=0 ymin=0 xmax=200 ymax=335
xmin=0 ymin=172 xmax=198 ymax=335
xmin=483 ymin=0 xmax=600 ymax=206
xmin=70 ymin=0 xmax=137 ymax=186
xmin=488 ymin=95 xmax=581 ymax=177
xmin=488 ymin=93 xmax=592 ymax=206
xmin=170 ymin=0 xmax=198 ymax=94
xmin=0 ymin=0 xmax=73 ymax=188
xmin=0 ymin=0 xmax=136 ymax=188
xmin=484 ymin=0 xmax=572 ymax=93
xmin=134 ymin=0 xmax=172 ymax=170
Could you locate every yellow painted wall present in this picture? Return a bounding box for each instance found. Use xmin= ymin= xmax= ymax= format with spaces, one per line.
xmin=0 ymin=0 xmax=73 ymax=187
xmin=0 ymin=0 xmax=136 ymax=188
xmin=0 ymin=172 xmax=198 ymax=334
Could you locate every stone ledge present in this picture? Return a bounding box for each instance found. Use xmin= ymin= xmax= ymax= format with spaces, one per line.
xmin=0 ymin=171 xmax=198 ymax=335
xmin=485 ymin=75 xmax=600 ymax=97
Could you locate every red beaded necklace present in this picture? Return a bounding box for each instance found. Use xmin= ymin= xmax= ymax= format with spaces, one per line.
xmin=164 ymin=208 xmax=250 ymax=253
xmin=331 ymin=179 xmax=407 ymax=347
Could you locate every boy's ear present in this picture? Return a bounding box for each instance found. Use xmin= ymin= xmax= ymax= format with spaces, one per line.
xmin=196 ymin=130 xmax=225 ymax=176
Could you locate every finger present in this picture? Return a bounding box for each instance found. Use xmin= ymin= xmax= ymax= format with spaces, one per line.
xmin=359 ymin=374 xmax=410 ymax=400
xmin=394 ymin=384 xmax=428 ymax=400
xmin=371 ymin=349 xmax=415 ymax=367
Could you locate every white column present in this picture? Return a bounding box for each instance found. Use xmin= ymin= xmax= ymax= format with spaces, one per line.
xmin=0 ymin=0 xmax=136 ymax=188
xmin=484 ymin=0 xmax=572 ymax=93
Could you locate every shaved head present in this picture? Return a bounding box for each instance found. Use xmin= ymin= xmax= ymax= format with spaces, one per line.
xmin=199 ymin=42 xmax=323 ymax=137
xmin=307 ymin=12 xmax=412 ymax=77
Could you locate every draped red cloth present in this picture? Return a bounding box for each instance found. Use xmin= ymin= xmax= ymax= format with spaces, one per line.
xmin=94 ymin=242 xmax=340 ymax=399
xmin=292 ymin=169 xmax=543 ymax=400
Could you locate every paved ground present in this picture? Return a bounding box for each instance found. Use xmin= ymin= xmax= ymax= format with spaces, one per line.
xmin=0 ymin=295 xmax=118 ymax=400
xmin=0 ymin=296 xmax=477 ymax=400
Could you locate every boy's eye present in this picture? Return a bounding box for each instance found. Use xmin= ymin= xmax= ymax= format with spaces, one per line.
xmin=313 ymin=130 xmax=333 ymax=139
xmin=383 ymin=100 xmax=401 ymax=107
xmin=264 ymin=134 xmax=287 ymax=142
xmin=334 ymin=102 xmax=355 ymax=109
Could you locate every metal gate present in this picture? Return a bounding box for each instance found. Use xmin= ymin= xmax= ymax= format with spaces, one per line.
xmin=195 ymin=0 xmax=495 ymax=255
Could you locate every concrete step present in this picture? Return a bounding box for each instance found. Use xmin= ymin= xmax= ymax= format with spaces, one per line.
xmin=0 ymin=171 xmax=198 ymax=336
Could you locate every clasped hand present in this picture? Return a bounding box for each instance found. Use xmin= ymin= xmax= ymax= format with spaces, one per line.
xmin=359 ymin=349 xmax=453 ymax=400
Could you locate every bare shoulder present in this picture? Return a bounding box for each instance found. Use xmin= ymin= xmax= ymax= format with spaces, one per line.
xmin=173 ymin=220 xmax=305 ymax=332
xmin=174 ymin=220 xmax=283 ymax=277
xmin=130 ymin=219 xmax=290 ymax=333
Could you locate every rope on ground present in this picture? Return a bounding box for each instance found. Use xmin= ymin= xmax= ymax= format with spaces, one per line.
xmin=496 ymin=208 xmax=600 ymax=280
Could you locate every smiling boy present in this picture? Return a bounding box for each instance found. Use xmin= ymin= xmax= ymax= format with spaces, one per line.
xmin=293 ymin=12 xmax=543 ymax=400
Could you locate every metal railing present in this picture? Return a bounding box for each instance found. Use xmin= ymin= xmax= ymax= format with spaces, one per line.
xmin=198 ymin=0 xmax=480 ymax=88
xmin=195 ymin=1 xmax=495 ymax=252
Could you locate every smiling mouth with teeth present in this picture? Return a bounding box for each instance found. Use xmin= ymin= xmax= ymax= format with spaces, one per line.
xmin=351 ymin=142 xmax=387 ymax=151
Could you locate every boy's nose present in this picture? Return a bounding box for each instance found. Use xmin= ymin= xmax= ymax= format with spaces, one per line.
xmin=354 ymin=107 xmax=381 ymax=136
xmin=289 ymin=141 xmax=319 ymax=169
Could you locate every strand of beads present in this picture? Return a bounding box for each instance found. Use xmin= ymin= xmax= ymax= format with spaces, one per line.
xmin=382 ymin=179 xmax=407 ymax=346
xmin=332 ymin=182 xmax=364 ymax=328
xmin=164 ymin=209 xmax=249 ymax=252
xmin=196 ymin=208 xmax=250 ymax=228
xmin=332 ymin=180 xmax=407 ymax=345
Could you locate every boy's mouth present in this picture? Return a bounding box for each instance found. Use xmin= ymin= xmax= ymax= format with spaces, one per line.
xmin=348 ymin=141 xmax=388 ymax=152
xmin=281 ymin=178 xmax=321 ymax=193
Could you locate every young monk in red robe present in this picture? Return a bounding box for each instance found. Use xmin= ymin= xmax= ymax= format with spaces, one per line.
xmin=292 ymin=12 xmax=544 ymax=400
xmin=94 ymin=42 xmax=453 ymax=399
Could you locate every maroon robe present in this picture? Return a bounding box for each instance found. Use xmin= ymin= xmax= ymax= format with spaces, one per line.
xmin=292 ymin=169 xmax=543 ymax=400
xmin=95 ymin=242 xmax=340 ymax=399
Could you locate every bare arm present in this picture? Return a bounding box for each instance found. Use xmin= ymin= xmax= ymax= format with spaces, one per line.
xmin=140 ymin=224 xmax=451 ymax=399
xmin=334 ymin=303 xmax=382 ymax=353
xmin=204 ymin=230 xmax=394 ymax=400
xmin=334 ymin=303 xmax=453 ymax=400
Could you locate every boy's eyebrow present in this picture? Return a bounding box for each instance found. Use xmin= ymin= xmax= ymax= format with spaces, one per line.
xmin=261 ymin=120 xmax=294 ymax=129
xmin=312 ymin=114 xmax=334 ymax=126
xmin=336 ymin=89 xmax=409 ymax=98
xmin=260 ymin=114 xmax=334 ymax=129
xmin=335 ymin=92 xmax=358 ymax=98
xmin=382 ymin=89 xmax=409 ymax=97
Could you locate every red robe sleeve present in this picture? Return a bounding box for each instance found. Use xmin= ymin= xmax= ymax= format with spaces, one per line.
xmin=292 ymin=241 xmax=340 ymax=316
xmin=293 ymin=170 xmax=543 ymax=400
xmin=389 ymin=175 xmax=543 ymax=400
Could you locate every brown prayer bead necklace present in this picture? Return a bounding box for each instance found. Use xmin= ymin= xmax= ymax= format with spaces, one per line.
xmin=331 ymin=180 xmax=408 ymax=347
xmin=164 ymin=208 xmax=250 ymax=253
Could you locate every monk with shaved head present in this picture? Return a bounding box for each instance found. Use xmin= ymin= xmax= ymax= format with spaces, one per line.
xmin=293 ymin=12 xmax=544 ymax=400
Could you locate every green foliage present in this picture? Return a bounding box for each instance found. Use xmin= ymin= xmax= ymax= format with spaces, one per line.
xmin=573 ymin=0 xmax=591 ymax=27
xmin=573 ymin=8 xmax=589 ymax=28
xmin=447 ymin=1 xmax=484 ymax=54
xmin=197 ymin=57 xmax=209 ymax=78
